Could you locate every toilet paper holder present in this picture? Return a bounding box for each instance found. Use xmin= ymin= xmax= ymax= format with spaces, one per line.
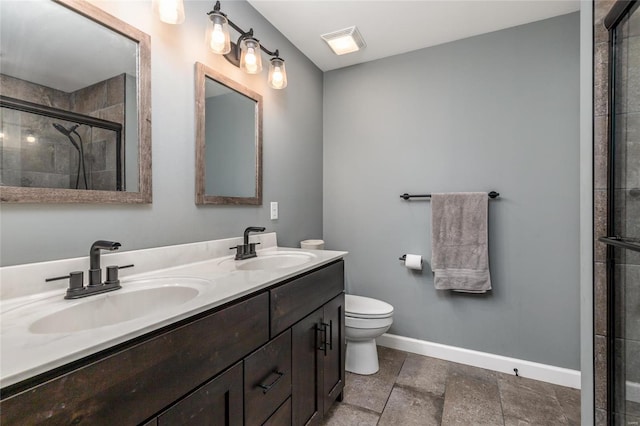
xmin=399 ymin=254 xmax=407 ymax=261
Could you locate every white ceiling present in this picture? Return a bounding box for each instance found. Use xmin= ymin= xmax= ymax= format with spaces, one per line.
xmin=247 ymin=0 xmax=580 ymax=72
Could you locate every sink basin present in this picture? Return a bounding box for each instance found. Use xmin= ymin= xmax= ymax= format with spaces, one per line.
xmin=28 ymin=277 xmax=211 ymax=334
xmin=219 ymin=251 xmax=316 ymax=271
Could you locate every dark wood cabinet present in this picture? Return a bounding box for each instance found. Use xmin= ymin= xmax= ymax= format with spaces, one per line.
xmin=264 ymin=397 xmax=292 ymax=426
xmin=244 ymin=330 xmax=292 ymax=426
xmin=0 ymin=260 xmax=344 ymax=426
xmin=0 ymin=292 xmax=269 ymax=425
xmin=291 ymin=306 xmax=324 ymax=426
xmin=321 ymin=293 xmax=345 ymax=415
xmin=270 ymin=261 xmax=344 ymax=337
xmin=291 ymin=294 xmax=345 ymax=426
xmin=157 ymin=361 xmax=243 ymax=426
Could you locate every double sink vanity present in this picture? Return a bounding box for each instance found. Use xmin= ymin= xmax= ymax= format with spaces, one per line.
xmin=0 ymin=232 xmax=347 ymax=425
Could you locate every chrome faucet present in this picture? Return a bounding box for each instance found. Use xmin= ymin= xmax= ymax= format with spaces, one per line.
xmin=231 ymin=226 xmax=265 ymax=260
xmin=46 ymin=240 xmax=133 ymax=299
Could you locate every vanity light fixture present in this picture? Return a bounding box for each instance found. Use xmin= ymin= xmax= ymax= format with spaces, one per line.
xmin=154 ymin=0 xmax=185 ymax=25
xmin=206 ymin=1 xmax=287 ymax=89
xmin=321 ymin=26 xmax=366 ymax=55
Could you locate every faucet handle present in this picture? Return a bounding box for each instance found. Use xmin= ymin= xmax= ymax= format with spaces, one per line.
xmin=46 ymin=271 xmax=85 ymax=294
xmin=105 ymin=264 xmax=135 ymax=285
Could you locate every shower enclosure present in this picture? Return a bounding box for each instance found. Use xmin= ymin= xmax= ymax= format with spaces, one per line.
xmin=0 ymin=96 xmax=123 ymax=191
xmin=600 ymin=1 xmax=640 ymax=424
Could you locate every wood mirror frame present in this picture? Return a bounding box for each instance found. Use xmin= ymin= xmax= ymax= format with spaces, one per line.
xmin=0 ymin=0 xmax=151 ymax=204
xmin=195 ymin=62 xmax=263 ymax=205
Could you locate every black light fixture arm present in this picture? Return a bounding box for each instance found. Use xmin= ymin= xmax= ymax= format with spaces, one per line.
xmin=209 ymin=0 xmax=281 ymax=60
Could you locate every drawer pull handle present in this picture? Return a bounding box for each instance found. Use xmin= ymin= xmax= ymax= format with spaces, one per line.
xmin=315 ymin=323 xmax=327 ymax=354
xmin=257 ymin=370 xmax=285 ymax=394
xmin=327 ymin=320 xmax=333 ymax=351
xmin=321 ymin=322 xmax=331 ymax=356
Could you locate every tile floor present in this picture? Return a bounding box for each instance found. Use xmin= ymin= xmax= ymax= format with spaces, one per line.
xmin=323 ymin=346 xmax=581 ymax=426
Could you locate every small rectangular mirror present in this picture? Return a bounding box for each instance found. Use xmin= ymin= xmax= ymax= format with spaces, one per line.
xmin=195 ymin=62 xmax=262 ymax=205
xmin=0 ymin=0 xmax=151 ymax=203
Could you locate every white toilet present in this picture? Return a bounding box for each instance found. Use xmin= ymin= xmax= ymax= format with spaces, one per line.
xmin=345 ymin=294 xmax=394 ymax=375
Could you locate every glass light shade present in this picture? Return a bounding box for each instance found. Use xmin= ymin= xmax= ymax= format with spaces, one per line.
xmin=268 ymin=58 xmax=287 ymax=89
xmin=208 ymin=12 xmax=231 ymax=54
xmin=154 ymin=0 xmax=185 ymax=25
xmin=240 ymin=38 xmax=263 ymax=74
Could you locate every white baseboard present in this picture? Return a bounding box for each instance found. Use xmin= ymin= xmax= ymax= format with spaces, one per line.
xmin=628 ymin=381 xmax=640 ymax=404
xmin=376 ymin=333 xmax=581 ymax=389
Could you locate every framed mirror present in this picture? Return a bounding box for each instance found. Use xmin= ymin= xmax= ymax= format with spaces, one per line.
xmin=195 ymin=62 xmax=262 ymax=205
xmin=0 ymin=0 xmax=151 ymax=203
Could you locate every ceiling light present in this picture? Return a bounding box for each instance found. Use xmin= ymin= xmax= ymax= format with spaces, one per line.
xmin=25 ymin=133 xmax=36 ymax=143
xmin=321 ymin=26 xmax=366 ymax=56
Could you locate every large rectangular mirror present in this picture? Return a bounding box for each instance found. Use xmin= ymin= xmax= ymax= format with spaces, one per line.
xmin=0 ymin=0 xmax=151 ymax=203
xmin=195 ymin=62 xmax=262 ymax=205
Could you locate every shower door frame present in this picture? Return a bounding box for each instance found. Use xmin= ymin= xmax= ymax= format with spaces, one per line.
xmin=601 ymin=1 xmax=640 ymax=423
xmin=0 ymin=95 xmax=124 ymax=191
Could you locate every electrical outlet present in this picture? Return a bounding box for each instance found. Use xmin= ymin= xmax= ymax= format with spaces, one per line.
xmin=270 ymin=202 xmax=278 ymax=220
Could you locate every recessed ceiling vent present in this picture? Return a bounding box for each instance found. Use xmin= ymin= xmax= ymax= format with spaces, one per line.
xmin=321 ymin=26 xmax=366 ymax=56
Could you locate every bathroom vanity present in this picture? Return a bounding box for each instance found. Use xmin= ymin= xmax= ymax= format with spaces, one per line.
xmin=0 ymin=235 xmax=346 ymax=425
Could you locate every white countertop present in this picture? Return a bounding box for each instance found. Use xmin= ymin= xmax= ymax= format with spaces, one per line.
xmin=0 ymin=235 xmax=346 ymax=388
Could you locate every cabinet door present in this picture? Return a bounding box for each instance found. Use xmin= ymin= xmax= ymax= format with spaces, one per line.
xmin=157 ymin=361 xmax=243 ymax=426
xmin=291 ymin=307 xmax=324 ymax=426
xmin=322 ymin=293 xmax=345 ymax=414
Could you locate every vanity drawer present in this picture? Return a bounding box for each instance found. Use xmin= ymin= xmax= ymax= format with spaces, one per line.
xmin=270 ymin=260 xmax=344 ymax=336
xmin=244 ymin=329 xmax=292 ymax=426
xmin=157 ymin=361 xmax=243 ymax=426
xmin=0 ymin=292 xmax=269 ymax=425
xmin=264 ymin=397 xmax=292 ymax=426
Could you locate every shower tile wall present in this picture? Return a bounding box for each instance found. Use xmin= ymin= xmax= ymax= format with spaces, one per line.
xmin=0 ymin=74 xmax=125 ymax=190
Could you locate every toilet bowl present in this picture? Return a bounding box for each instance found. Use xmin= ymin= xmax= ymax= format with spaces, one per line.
xmin=345 ymin=294 xmax=394 ymax=375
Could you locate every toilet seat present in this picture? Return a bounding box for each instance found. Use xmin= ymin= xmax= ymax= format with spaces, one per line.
xmin=345 ymin=315 xmax=393 ymax=329
xmin=345 ymin=294 xmax=394 ymax=319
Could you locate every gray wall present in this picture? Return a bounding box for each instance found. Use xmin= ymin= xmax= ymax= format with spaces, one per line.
xmin=323 ymin=13 xmax=580 ymax=369
xmin=0 ymin=0 xmax=324 ymax=266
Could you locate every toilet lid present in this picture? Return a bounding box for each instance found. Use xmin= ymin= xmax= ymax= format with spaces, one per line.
xmin=345 ymin=294 xmax=394 ymax=319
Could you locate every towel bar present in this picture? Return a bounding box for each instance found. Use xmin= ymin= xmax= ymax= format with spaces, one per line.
xmin=400 ymin=191 xmax=499 ymax=200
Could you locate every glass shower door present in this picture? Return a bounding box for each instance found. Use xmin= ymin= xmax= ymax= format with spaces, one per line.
xmin=601 ymin=2 xmax=640 ymax=424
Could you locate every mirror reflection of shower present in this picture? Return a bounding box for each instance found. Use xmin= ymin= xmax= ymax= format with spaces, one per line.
xmin=0 ymin=96 xmax=124 ymax=191
xmin=52 ymin=123 xmax=88 ymax=189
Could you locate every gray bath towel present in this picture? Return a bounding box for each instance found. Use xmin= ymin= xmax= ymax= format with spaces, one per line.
xmin=431 ymin=192 xmax=491 ymax=293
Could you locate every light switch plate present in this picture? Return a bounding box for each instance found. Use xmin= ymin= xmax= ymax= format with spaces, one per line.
xmin=270 ymin=202 xmax=278 ymax=220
